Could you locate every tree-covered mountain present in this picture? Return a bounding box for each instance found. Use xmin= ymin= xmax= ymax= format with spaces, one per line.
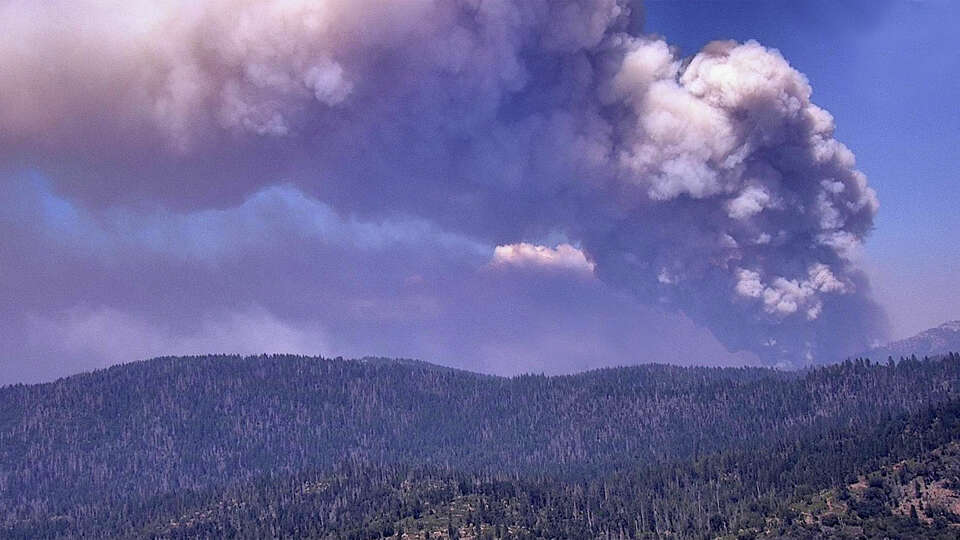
xmin=142 ymin=399 xmax=960 ymax=540
xmin=2 ymin=353 xmax=960 ymax=538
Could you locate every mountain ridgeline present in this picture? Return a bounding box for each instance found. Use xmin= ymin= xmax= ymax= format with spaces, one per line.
xmin=863 ymin=321 xmax=960 ymax=361
xmin=2 ymin=353 xmax=960 ymax=538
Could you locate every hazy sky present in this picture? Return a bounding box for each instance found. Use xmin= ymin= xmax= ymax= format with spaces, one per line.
xmin=0 ymin=0 xmax=956 ymax=384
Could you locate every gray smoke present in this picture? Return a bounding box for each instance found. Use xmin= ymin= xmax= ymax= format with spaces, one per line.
xmin=0 ymin=0 xmax=887 ymax=364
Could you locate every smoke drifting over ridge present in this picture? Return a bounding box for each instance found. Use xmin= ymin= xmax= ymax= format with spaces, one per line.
xmin=0 ymin=0 xmax=887 ymax=365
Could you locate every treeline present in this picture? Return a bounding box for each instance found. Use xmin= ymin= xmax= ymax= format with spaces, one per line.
xmin=0 ymin=353 xmax=958 ymax=537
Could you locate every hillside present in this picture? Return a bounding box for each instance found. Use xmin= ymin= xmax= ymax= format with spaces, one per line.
xmin=152 ymin=401 xmax=960 ymax=540
xmin=7 ymin=383 xmax=960 ymax=539
xmin=752 ymin=427 xmax=960 ymax=539
xmin=2 ymin=353 xmax=960 ymax=538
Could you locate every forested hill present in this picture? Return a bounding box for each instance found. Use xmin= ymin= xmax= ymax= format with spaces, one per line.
xmin=31 ymin=398 xmax=960 ymax=540
xmin=2 ymin=353 xmax=960 ymax=538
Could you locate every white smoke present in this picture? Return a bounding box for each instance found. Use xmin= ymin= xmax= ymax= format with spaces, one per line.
xmin=492 ymin=243 xmax=595 ymax=274
xmin=0 ymin=0 xmax=887 ymax=364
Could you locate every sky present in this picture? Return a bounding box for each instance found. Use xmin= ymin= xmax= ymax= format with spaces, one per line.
xmin=0 ymin=0 xmax=956 ymax=384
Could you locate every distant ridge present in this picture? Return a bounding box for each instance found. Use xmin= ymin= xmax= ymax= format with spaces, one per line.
xmin=863 ymin=320 xmax=960 ymax=360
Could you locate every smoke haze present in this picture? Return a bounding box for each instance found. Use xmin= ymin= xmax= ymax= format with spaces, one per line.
xmin=0 ymin=0 xmax=888 ymax=378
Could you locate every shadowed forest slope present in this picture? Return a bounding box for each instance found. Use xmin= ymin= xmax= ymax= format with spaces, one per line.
xmin=1 ymin=353 xmax=959 ymax=538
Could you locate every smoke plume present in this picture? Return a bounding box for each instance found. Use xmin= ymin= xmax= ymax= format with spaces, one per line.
xmin=0 ymin=0 xmax=887 ymax=365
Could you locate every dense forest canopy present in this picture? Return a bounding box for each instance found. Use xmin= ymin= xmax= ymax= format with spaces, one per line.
xmin=2 ymin=353 xmax=959 ymax=538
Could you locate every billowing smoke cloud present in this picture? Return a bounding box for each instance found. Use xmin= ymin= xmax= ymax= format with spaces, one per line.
xmin=0 ymin=0 xmax=887 ymax=365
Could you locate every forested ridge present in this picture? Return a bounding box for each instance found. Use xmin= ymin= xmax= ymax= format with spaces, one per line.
xmin=2 ymin=353 xmax=959 ymax=538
